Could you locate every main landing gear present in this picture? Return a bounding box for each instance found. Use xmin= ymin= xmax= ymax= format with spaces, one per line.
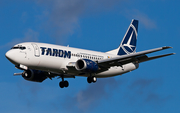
xmin=59 ymin=76 xmax=69 ymax=88
xmin=59 ymin=80 xmax=69 ymax=88
xmin=58 ymin=74 xmax=97 ymax=88
xmin=87 ymin=74 xmax=97 ymax=83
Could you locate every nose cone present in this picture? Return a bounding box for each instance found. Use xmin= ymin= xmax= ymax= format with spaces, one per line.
xmin=5 ymin=50 xmax=11 ymax=60
xmin=5 ymin=50 xmax=16 ymax=64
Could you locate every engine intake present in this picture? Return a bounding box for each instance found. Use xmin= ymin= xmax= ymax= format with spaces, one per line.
xmin=75 ymin=59 xmax=98 ymax=72
xmin=22 ymin=69 xmax=47 ymax=82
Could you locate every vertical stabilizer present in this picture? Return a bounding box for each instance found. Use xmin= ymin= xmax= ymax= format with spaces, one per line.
xmin=117 ymin=19 xmax=138 ymax=55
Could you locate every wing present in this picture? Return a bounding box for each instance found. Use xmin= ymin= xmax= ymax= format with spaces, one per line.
xmin=98 ymin=46 xmax=175 ymax=68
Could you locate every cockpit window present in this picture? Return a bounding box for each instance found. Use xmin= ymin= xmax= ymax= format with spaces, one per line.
xmin=11 ymin=47 xmax=19 ymax=49
xmin=11 ymin=46 xmax=26 ymax=50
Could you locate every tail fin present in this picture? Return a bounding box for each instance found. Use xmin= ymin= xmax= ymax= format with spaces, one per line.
xmin=117 ymin=19 xmax=138 ymax=55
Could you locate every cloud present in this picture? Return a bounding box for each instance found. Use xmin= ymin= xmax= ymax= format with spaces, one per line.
xmin=23 ymin=29 xmax=39 ymax=42
xmin=1 ymin=76 xmax=171 ymax=113
xmin=48 ymin=76 xmax=172 ymax=113
xmin=145 ymin=93 xmax=172 ymax=104
xmin=61 ymin=77 xmax=171 ymax=113
xmin=125 ymin=77 xmax=171 ymax=106
xmin=0 ymin=81 xmax=43 ymax=112
xmin=128 ymin=78 xmax=160 ymax=94
xmin=133 ymin=11 xmax=157 ymax=29
xmin=2 ymin=0 xmax=156 ymax=46
xmin=21 ymin=12 xmax=28 ymax=23
xmin=61 ymin=78 xmax=124 ymax=113
xmin=16 ymin=80 xmax=42 ymax=110
xmin=36 ymin=0 xmax=85 ymax=40
xmin=0 ymin=29 xmax=39 ymax=49
xmin=31 ymin=0 xmax=126 ymax=44
xmin=124 ymin=9 xmax=157 ymax=29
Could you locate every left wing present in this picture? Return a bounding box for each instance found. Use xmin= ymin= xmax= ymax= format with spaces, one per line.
xmin=98 ymin=46 xmax=174 ymax=68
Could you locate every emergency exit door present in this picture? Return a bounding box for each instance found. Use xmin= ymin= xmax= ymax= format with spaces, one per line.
xmin=31 ymin=43 xmax=40 ymax=57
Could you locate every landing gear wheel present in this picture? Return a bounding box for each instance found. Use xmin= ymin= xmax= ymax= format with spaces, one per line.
xmin=59 ymin=80 xmax=69 ymax=88
xmin=87 ymin=76 xmax=97 ymax=83
xmin=92 ymin=76 xmax=97 ymax=83
xmin=87 ymin=77 xmax=92 ymax=83
xmin=59 ymin=81 xmax=64 ymax=88
xmin=64 ymin=80 xmax=69 ymax=87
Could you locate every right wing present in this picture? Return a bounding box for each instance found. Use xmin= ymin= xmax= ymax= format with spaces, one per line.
xmin=97 ymin=46 xmax=174 ymax=68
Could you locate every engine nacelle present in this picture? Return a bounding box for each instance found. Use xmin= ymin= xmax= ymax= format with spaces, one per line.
xmin=75 ymin=59 xmax=98 ymax=72
xmin=22 ymin=69 xmax=47 ymax=82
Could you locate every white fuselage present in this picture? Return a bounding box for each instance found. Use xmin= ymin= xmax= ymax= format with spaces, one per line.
xmin=6 ymin=42 xmax=139 ymax=78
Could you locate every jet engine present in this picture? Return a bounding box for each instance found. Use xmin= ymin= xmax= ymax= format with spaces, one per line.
xmin=22 ymin=69 xmax=47 ymax=82
xmin=75 ymin=59 xmax=98 ymax=72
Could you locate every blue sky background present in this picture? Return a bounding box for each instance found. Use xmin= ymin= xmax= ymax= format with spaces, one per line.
xmin=0 ymin=0 xmax=179 ymax=113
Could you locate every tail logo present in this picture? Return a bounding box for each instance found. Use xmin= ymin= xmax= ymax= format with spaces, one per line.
xmin=122 ymin=30 xmax=136 ymax=52
xmin=118 ymin=20 xmax=138 ymax=55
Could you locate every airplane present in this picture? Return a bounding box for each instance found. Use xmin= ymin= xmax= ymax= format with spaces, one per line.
xmin=5 ymin=19 xmax=175 ymax=88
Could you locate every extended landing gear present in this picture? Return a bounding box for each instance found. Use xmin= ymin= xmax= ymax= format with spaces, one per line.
xmin=59 ymin=80 xmax=69 ymax=88
xmin=87 ymin=76 xmax=97 ymax=83
xmin=59 ymin=76 xmax=69 ymax=88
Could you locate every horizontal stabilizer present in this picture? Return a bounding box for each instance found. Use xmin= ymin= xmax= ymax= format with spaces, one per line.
xmin=139 ymin=53 xmax=175 ymax=63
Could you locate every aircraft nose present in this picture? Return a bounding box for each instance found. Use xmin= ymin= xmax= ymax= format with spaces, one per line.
xmin=5 ymin=50 xmax=14 ymax=62
xmin=6 ymin=49 xmax=26 ymax=65
xmin=6 ymin=50 xmax=11 ymax=59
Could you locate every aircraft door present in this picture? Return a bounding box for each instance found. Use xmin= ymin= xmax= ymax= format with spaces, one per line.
xmin=31 ymin=43 xmax=40 ymax=57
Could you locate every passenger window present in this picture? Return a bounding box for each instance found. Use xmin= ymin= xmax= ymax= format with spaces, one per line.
xmin=11 ymin=47 xmax=19 ymax=49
